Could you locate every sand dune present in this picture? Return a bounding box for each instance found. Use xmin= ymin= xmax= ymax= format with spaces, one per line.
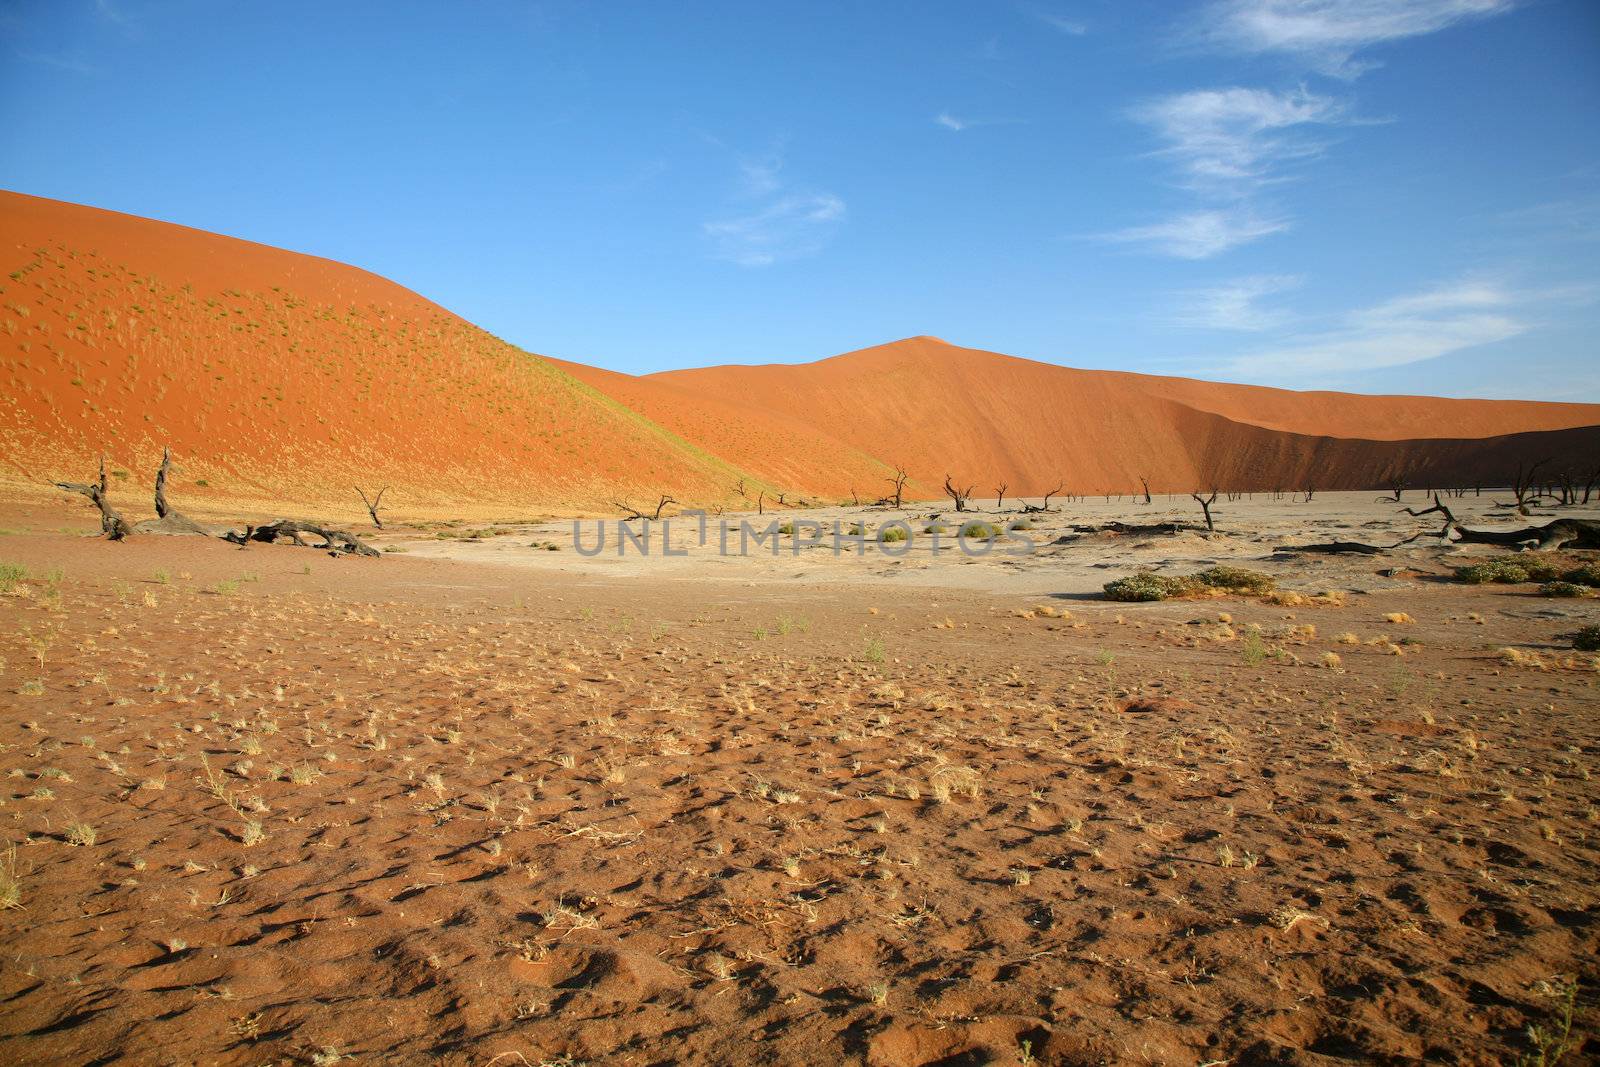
xmin=3 ymin=191 xmax=1596 ymax=518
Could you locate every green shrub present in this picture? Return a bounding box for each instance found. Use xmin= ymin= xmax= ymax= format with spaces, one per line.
xmin=1009 ymin=520 xmax=1032 ymax=531
xmin=1455 ymin=559 xmax=1535 ymax=584
xmin=878 ymin=526 xmax=909 ymax=543
xmin=923 ymin=522 xmax=949 ymax=534
xmin=847 ymin=523 xmax=865 ymax=536
xmin=1539 ymin=581 xmax=1591 ymax=598
xmin=1574 ymin=625 xmax=1600 ymax=652
xmin=1562 ymin=562 xmax=1600 ymax=588
xmin=778 ymin=522 xmax=796 ymax=536
xmin=1103 ymin=573 xmax=1185 ymax=602
xmin=960 ymin=521 xmax=1000 ymax=540
xmin=1192 ymin=565 xmax=1276 ymax=595
xmin=0 ymin=562 xmax=24 ymax=594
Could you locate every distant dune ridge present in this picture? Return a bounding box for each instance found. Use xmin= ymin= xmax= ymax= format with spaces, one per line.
xmin=3 ymin=190 xmax=1597 ymax=518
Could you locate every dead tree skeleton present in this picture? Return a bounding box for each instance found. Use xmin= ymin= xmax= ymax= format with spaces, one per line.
xmin=56 ymin=456 xmax=132 ymax=541
xmin=994 ymin=482 xmax=1008 ymax=510
xmin=223 ymin=520 xmax=380 ymax=557
xmin=1191 ymin=489 xmax=1218 ymax=532
xmin=356 ymin=486 xmax=388 ymax=528
xmin=886 ymin=467 xmax=909 ymax=509
xmin=944 ymin=475 xmax=975 ymax=513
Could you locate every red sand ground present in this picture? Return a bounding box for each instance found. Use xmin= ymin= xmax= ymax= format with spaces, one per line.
xmin=0 ymin=519 xmax=1595 ymax=1064
xmin=5 ymin=191 xmax=1598 ymax=521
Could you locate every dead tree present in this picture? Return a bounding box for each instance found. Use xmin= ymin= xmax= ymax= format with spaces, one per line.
xmin=849 ymin=486 xmax=860 ymax=507
xmin=1500 ymin=459 xmax=1549 ymax=515
xmin=612 ymin=495 xmax=677 ymax=522
xmin=944 ymin=475 xmax=975 ymax=513
xmin=1191 ymin=489 xmax=1218 ymax=532
xmin=143 ymin=447 xmax=207 ymax=535
xmin=734 ymin=479 xmax=749 ymax=501
xmin=356 ymin=486 xmax=388 ymax=528
xmin=994 ymin=483 xmax=1008 ymax=510
xmin=1138 ymin=476 xmax=1152 ymax=505
xmin=56 ymin=455 xmax=132 ymax=540
xmin=1583 ymin=463 xmax=1600 ymax=505
xmin=886 ymin=467 xmax=909 ymax=509
xmin=1385 ymin=475 xmax=1409 ymax=502
xmin=1407 ymin=493 xmax=1600 ymax=549
xmin=1301 ymin=484 xmax=1316 ymax=503
xmin=1022 ymin=481 xmax=1065 ymax=514
xmin=222 ymin=520 xmax=379 ymax=557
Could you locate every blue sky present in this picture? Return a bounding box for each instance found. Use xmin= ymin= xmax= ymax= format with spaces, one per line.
xmin=2 ymin=1 xmax=1597 ymax=400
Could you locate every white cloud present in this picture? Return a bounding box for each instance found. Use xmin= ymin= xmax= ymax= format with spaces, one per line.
xmin=1022 ymin=5 xmax=1087 ymax=34
xmin=704 ymin=194 xmax=846 ymax=267
xmin=1199 ymin=0 xmax=1515 ymax=76
xmin=935 ymin=112 xmax=969 ymax=132
xmin=1104 ymin=209 xmax=1291 ymax=259
xmin=1131 ymin=87 xmax=1346 ymax=196
xmin=1175 ymin=274 xmax=1303 ymax=330
xmin=1217 ymin=279 xmax=1525 ymax=378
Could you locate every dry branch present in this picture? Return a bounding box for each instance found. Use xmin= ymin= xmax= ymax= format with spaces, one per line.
xmin=222 ymin=520 xmax=379 ymax=557
xmin=55 ymin=456 xmax=132 ymax=541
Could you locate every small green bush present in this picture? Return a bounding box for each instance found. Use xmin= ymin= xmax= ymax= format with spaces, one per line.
xmin=1539 ymin=581 xmax=1591 ymax=598
xmin=1192 ymin=565 xmax=1276 ymax=595
xmin=778 ymin=522 xmax=796 ymax=536
xmin=1562 ymin=562 xmax=1600 ymax=588
xmin=878 ymin=526 xmax=909 ymax=543
xmin=1009 ymin=520 xmax=1032 ymax=531
xmin=1574 ymin=625 xmax=1600 ymax=652
xmin=1455 ymin=559 xmax=1534 ymax=584
xmin=960 ymin=521 xmax=1000 ymax=540
xmin=923 ymin=522 xmax=949 ymax=534
xmin=1104 ymin=573 xmax=1186 ymax=602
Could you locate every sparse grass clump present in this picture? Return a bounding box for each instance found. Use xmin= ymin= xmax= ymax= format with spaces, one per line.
xmin=1539 ymin=581 xmax=1592 ymax=599
xmin=959 ymin=521 xmax=1000 ymax=540
xmin=0 ymin=562 xmax=25 ymax=595
xmin=878 ymin=526 xmax=909 ymax=543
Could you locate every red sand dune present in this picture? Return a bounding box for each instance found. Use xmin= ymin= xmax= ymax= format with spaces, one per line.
xmin=3 ymin=191 xmax=1597 ymax=516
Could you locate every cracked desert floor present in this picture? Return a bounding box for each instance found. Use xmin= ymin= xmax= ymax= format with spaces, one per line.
xmin=0 ymin=493 xmax=1595 ymax=1066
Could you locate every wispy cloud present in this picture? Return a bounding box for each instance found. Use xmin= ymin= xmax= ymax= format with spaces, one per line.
xmin=701 ymin=144 xmax=846 ymax=267
xmin=1197 ymin=0 xmax=1516 ymax=76
xmin=704 ymin=195 xmax=845 ymax=267
xmin=1130 ymin=87 xmax=1347 ymax=196
xmin=1174 ymin=274 xmax=1303 ymax=329
xmin=1216 ymin=278 xmax=1526 ymax=378
xmin=1022 ymin=5 xmax=1087 ymax=35
xmin=934 ymin=112 xmax=1026 ymax=133
xmin=1103 ymin=209 xmax=1290 ymax=259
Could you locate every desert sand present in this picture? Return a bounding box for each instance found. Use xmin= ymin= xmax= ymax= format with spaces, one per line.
xmin=0 ymin=490 xmax=1596 ymax=1065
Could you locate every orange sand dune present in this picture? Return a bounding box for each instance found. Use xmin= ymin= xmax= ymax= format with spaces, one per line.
xmin=0 ymin=191 xmax=761 ymax=518
xmin=652 ymin=336 xmax=1600 ymax=496
xmin=3 ymin=192 xmax=1596 ymax=515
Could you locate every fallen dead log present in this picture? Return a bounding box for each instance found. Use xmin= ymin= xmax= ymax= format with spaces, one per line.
xmin=1274 ymin=532 xmax=1429 ymax=555
xmin=55 ymin=456 xmax=132 ymax=541
xmin=1405 ymin=494 xmax=1600 ymax=550
xmin=1068 ymin=521 xmax=1206 ymax=536
xmin=222 ymin=520 xmax=380 ymax=557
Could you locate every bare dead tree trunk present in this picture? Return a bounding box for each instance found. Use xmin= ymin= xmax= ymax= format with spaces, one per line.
xmin=1139 ymin=476 xmax=1152 ymax=505
xmin=849 ymin=486 xmax=859 ymax=507
xmin=757 ymin=491 xmax=765 ymax=515
xmin=222 ymin=520 xmax=379 ymax=557
xmin=356 ymin=486 xmax=388 ymax=528
xmin=56 ymin=455 xmax=132 ymax=540
xmin=734 ymin=479 xmax=748 ymax=501
xmin=143 ymin=447 xmax=207 ymax=534
xmin=944 ymin=474 xmax=974 ymax=513
xmin=1191 ymin=489 xmax=1218 ymax=532
xmin=886 ymin=467 xmax=909 ymax=509
xmin=1503 ymin=459 xmax=1549 ymax=516
xmin=651 ymin=495 xmax=677 ymax=520
xmin=994 ymin=483 xmax=1008 ymax=510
